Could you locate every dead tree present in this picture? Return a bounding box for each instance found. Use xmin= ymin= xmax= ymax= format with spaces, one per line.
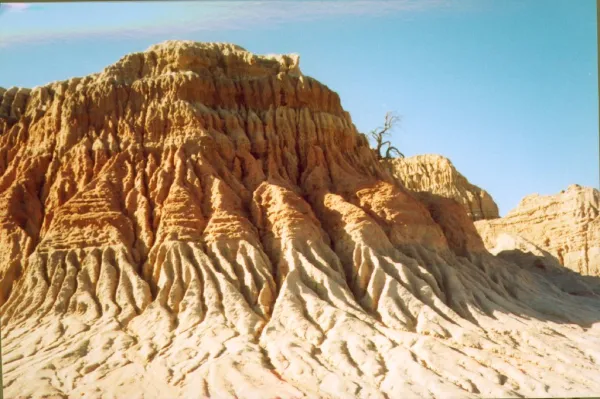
xmin=366 ymin=112 xmax=405 ymax=160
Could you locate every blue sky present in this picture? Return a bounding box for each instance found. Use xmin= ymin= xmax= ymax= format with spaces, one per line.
xmin=0 ymin=0 xmax=597 ymax=215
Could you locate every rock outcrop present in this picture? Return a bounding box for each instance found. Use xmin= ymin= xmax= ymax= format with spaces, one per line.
xmin=476 ymin=184 xmax=600 ymax=276
xmin=385 ymin=154 xmax=499 ymax=221
xmin=2 ymin=41 xmax=600 ymax=399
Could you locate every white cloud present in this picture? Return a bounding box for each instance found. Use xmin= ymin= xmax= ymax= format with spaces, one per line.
xmin=0 ymin=0 xmax=459 ymax=47
xmin=1 ymin=3 xmax=31 ymax=12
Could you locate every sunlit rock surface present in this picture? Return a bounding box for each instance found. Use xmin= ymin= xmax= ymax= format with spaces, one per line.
xmin=384 ymin=154 xmax=499 ymax=221
xmin=476 ymin=185 xmax=600 ymax=277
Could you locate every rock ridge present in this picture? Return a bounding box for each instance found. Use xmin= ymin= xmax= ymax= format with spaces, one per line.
xmin=384 ymin=154 xmax=500 ymax=221
xmin=476 ymin=184 xmax=600 ymax=276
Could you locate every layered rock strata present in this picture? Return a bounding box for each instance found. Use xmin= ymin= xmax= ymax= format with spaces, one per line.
xmin=1 ymin=41 xmax=600 ymax=399
xmin=476 ymin=184 xmax=600 ymax=276
xmin=385 ymin=154 xmax=499 ymax=221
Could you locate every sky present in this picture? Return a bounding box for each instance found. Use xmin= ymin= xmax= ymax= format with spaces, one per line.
xmin=0 ymin=0 xmax=597 ymax=216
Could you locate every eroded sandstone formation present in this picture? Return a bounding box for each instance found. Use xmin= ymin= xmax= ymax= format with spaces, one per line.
xmin=2 ymin=41 xmax=600 ymax=399
xmin=476 ymin=184 xmax=600 ymax=276
xmin=385 ymin=154 xmax=499 ymax=221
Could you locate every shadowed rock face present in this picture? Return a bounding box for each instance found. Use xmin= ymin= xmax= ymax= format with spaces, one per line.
xmin=1 ymin=41 xmax=600 ymax=399
xmin=384 ymin=154 xmax=500 ymax=221
xmin=476 ymin=185 xmax=600 ymax=277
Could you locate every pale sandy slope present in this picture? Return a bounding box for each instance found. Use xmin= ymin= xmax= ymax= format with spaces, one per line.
xmin=1 ymin=41 xmax=600 ymax=399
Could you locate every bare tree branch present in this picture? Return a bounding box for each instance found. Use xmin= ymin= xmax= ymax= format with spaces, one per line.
xmin=365 ymin=111 xmax=403 ymax=160
xmin=385 ymin=146 xmax=405 ymax=159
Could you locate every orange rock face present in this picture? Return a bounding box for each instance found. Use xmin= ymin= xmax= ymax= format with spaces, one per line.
xmin=1 ymin=41 xmax=600 ymax=398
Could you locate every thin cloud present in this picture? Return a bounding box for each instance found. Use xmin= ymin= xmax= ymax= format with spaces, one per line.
xmin=0 ymin=3 xmax=31 ymax=14
xmin=0 ymin=0 xmax=460 ymax=47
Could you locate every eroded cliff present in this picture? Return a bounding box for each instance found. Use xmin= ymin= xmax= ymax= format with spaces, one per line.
xmin=385 ymin=154 xmax=499 ymax=221
xmin=1 ymin=41 xmax=600 ymax=399
xmin=476 ymin=184 xmax=600 ymax=276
